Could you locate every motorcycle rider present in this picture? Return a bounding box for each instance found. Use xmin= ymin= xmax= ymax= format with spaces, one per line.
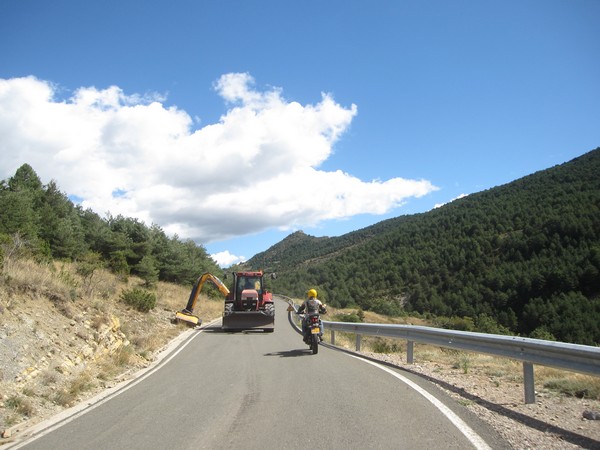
xmin=297 ymin=288 xmax=327 ymax=343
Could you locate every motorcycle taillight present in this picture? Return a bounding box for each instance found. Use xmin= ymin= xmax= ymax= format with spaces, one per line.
xmin=311 ymin=316 xmax=319 ymax=324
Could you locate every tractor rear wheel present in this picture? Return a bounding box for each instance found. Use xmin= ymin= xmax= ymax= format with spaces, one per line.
xmin=264 ymin=303 xmax=274 ymax=316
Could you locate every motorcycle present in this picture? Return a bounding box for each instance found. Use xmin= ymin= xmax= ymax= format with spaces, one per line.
xmin=286 ymin=299 xmax=325 ymax=354
xmin=302 ymin=312 xmax=323 ymax=354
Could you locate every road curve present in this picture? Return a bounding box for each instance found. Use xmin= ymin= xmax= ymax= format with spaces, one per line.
xmin=14 ymin=297 xmax=508 ymax=449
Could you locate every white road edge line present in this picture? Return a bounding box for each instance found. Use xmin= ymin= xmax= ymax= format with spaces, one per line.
xmin=8 ymin=321 xmax=219 ymax=449
xmin=345 ymin=353 xmax=492 ymax=450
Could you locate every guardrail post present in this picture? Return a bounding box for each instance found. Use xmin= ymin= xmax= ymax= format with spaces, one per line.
xmin=356 ymin=334 xmax=361 ymax=351
xmin=407 ymin=341 xmax=414 ymax=364
xmin=523 ymin=362 xmax=536 ymax=404
xmin=331 ymin=330 xmax=336 ymax=345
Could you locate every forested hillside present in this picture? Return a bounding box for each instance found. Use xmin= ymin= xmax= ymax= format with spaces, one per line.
xmin=0 ymin=164 xmax=220 ymax=287
xmin=251 ymin=148 xmax=600 ymax=345
xmin=3 ymin=148 xmax=599 ymax=345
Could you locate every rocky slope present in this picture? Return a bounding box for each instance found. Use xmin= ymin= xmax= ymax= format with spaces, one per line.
xmin=0 ymin=259 xmax=222 ymax=443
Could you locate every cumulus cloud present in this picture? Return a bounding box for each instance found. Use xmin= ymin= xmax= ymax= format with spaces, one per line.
xmin=211 ymin=250 xmax=246 ymax=267
xmin=434 ymin=193 xmax=468 ymax=209
xmin=0 ymin=73 xmax=437 ymax=245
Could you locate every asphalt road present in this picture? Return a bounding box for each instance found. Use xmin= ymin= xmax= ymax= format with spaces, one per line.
xmin=15 ymin=297 xmax=508 ymax=449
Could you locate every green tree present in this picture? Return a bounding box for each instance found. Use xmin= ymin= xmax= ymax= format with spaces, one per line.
xmin=38 ymin=181 xmax=86 ymax=258
xmin=136 ymin=254 xmax=159 ymax=287
xmin=0 ymin=164 xmax=44 ymax=241
xmin=0 ymin=190 xmax=39 ymax=239
xmin=9 ymin=164 xmax=43 ymax=193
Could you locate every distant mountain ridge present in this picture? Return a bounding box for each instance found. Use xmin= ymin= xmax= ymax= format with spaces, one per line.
xmin=248 ymin=148 xmax=600 ymax=344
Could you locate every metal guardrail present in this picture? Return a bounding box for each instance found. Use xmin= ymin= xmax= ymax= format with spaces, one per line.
xmin=278 ymin=296 xmax=600 ymax=404
xmin=279 ymin=295 xmax=600 ymax=403
xmin=322 ymin=320 xmax=600 ymax=404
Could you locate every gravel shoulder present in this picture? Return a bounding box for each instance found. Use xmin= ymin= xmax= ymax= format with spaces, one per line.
xmin=359 ymin=351 xmax=600 ymax=449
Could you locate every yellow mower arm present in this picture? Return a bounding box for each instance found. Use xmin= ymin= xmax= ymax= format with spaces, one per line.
xmin=175 ymin=273 xmax=230 ymax=326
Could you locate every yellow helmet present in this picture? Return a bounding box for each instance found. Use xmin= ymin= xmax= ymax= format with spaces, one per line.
xmin=307 ymin=288 xmax=317 ymax=298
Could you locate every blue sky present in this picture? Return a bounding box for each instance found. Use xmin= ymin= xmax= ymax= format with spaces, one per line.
xmin=1 ymin=0 xmax=599 ymax=266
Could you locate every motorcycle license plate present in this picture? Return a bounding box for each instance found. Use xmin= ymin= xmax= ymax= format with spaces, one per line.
xmin=311 ymin=328 xmax=320 ymax=334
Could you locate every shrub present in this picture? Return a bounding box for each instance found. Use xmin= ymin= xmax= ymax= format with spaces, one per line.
xmin=434 ymin=315 xmax=475 ymax=331
xmin=113 ymin=345 xmax=135 ymax=367
xmin=544 ymin=377 xmax=600 ymax=400
xmin=120 ymin=288 xmax=156 ymax=312
xmin=370 ymin=337 xmax=402 ymax=353
xmin=529 ymin=326 xmax=557 ymax=341
xmin=334 ymin=313 xmax=362 ymax=323
xmin=5 ymin=395 xmax=34 ymax=416
xmin=453 ymin=355 xmax=472 ymax=374
xmin=53 ymin=372 xmax=95 ymax=406
xmin=474 ymin=313 xmax=512 ymax=335
xmin=357 ymin=308 xmax=365 ymax=321
xmin=53 ymin=389 xmax=76 ymax=406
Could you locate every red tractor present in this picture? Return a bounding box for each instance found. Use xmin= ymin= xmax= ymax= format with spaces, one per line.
xmin=175 ymin=271 xmax=274 ymax=332
xmin=222 ymin=271 xmax=274 ymax=332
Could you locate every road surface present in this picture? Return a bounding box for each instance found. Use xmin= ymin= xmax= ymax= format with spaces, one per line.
xmin=14 ymin=297 xmax=508 ymax=449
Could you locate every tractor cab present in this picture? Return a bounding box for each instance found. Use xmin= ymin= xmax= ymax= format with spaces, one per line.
xmin=236 ymin=275 xmax=263 ymax=310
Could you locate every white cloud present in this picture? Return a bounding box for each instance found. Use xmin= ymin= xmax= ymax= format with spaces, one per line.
xmin=211 ymin=250 xmax=245 ymax=268
xmin=434 ymin=193 xmax=468 ymax=209
xmin=0 ymin=73 xmax=438 ymax=245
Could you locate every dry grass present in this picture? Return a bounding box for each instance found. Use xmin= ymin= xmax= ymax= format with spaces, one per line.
xmin=3 ymin=259 xmax=74 ymax=304
xmin=96 ymin=353 xmax=124 ymax=381
xmin=4 ymin=396 xmax=34 ymax=417
xmin=90 ymin=313 xmax=111 ymax=330
xmin=538 ymin=368 xmax=600 ymax=399
xmin=40 ymin=370 xmax=59 ymax=386
xmin=53 ymin=371 xmax=96 ymax=407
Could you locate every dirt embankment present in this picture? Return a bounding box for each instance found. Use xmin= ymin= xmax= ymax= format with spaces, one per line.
xmin=0 ymin=259 xmax=222 ymax=443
